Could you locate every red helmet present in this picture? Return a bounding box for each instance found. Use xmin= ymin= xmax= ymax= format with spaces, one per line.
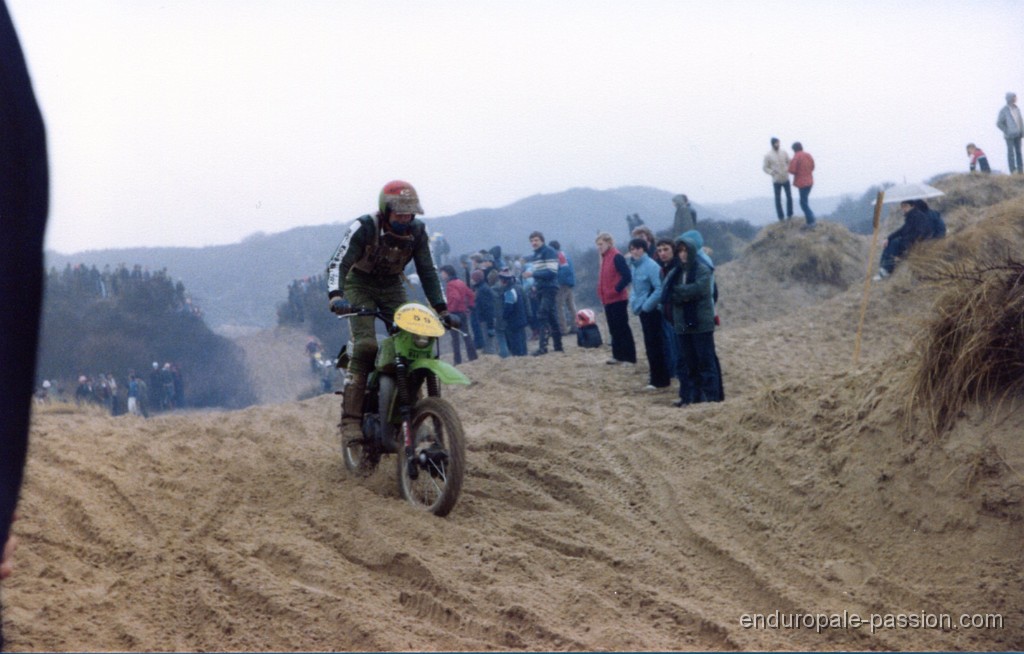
xmin=378 ymin=180 xmax=424 ymax=216
xmin=575 ymin=308 xmax=596 ymax=328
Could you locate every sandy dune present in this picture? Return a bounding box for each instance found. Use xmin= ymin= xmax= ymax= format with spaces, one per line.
xmin=4 ymin=175 xmax=1023 ymax=651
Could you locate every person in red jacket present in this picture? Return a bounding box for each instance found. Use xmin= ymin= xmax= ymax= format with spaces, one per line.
xmin=788 ymin=141 xmax=816 ymax=228
xmin=440 ymin=265 xmax=478 ymax=365
xmin=595 ymin=232 xmax=636 ymax=365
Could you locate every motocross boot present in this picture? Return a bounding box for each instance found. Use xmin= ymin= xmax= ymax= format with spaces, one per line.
xmin=341 ymin=371 xmax=367 ymax=438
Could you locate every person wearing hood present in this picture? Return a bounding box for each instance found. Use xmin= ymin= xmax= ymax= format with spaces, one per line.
xmin=874 ymin=198 xmax=933 ymax=280
xmin=679 ymin=230 xmax=724 ymax=401
xmin=627 ymin=238 xmax=671 ymax=390
xmin=671 ymin=195 xmax=696 ymax=237
xmin=665 ymin=235 xmax=722 ymax=406
xmin=996 ymin=92 xmax=1023 ymax=174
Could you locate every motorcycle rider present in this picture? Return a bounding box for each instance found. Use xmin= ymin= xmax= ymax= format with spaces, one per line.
xmin=326 ymin=180 xmax=448 ymax=439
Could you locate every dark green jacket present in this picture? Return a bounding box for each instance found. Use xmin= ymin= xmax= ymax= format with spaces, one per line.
xmin=668 ymin=237 xmax=715 ymax=334
xmin=326 ymin=214 xmax=446 ymax=311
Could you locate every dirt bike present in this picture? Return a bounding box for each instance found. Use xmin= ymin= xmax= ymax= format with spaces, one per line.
xmin=335 ymin=302 xmax=469 ymax=517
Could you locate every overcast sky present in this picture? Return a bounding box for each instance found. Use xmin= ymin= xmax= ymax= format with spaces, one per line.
xmin=8 ymin=0 xmax=1024 ymax=254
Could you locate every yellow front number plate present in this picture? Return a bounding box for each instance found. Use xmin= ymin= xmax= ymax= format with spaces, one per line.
xmin=393 ymin=303 xmax=445 ymax=337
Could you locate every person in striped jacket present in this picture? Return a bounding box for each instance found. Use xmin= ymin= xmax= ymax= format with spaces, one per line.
xmin=522 ymin=231 xmax=563 ymax=356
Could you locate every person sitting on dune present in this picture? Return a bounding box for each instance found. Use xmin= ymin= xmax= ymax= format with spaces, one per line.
xmin=874 ymin=199 xmax=935 ymax=280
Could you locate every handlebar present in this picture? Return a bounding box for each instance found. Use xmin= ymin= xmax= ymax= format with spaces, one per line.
xmin=333 ymin=306 xmax=380 ymax=318
xmin=334 ymin=306 xmax=461 ymax=332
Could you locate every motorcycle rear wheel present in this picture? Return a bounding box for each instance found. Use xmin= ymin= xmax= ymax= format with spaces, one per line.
xmin=397 ymin=397 xmax=465 ymax=516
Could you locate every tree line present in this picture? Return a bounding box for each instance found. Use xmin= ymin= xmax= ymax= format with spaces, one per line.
xmin=38 ymin=263 xmax=256 ymax=410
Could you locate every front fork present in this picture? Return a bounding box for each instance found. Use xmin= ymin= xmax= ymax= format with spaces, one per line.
xmin=395 ymin=357 xmax=419 ymax=480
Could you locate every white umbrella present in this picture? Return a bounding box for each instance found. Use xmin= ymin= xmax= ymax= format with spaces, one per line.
xmin=880 ymin=182 xmax=945 ymax=204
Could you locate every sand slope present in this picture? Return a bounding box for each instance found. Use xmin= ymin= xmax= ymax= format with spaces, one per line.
xmin=4 ymin=174 xmax=1023 ymax=651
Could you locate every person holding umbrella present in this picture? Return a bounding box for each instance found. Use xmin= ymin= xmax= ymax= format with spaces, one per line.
xmin=873 ymin=183 xmax=945 ymax=280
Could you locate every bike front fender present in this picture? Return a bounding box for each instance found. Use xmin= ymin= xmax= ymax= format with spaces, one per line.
xmin=409 ymin=358 xmax=471 ymax=386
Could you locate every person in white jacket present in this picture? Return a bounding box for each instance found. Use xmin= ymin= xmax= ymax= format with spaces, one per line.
xmin=762 ymin=137 xmax=793 ymax=221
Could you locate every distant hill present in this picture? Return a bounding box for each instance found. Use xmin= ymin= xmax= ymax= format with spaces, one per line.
xmin=46 ymin=225 xmax=343 ymax=331
xmin=45 ymin=186 xmax=818 ymax=330
xmin=424 ymin=186 xmax=722 ymax=255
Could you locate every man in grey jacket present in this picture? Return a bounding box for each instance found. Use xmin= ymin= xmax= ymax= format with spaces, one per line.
xmin=996 ymin=92 xmax=1023 ymax=174
xmin=763 ymin=137 xmax=793 ymax=221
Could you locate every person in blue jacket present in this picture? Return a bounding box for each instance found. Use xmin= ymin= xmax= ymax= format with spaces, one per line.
xmin=549 ymin=240 xmax=578 ymax=337
xmin=875 ymin=199 xmax=934 ymax=280
xmin=627 ymin=238 xmax=671 ymax=389
xmin=498 ymin=268 xmax=528 ymax=356
xmin=522 ymin=231 xmax=563 ymax=356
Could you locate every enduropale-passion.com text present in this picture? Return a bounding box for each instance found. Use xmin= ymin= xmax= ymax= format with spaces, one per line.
xmin=740 ymin=610 xmax=1004 ymax=635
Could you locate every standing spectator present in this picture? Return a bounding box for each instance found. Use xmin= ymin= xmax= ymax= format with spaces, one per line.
xmin=595 ymin=232 xmax=637 ymax=366
xmin=489 ymin=270 xmax=510 ymax=358
xmin=966 ymin=143 xmax=991 ymax=174
xmin=654 ymin=238 xmax=680 ymax=381
xmin=519 ymin=261 xmax=536 ymax=340
xmin=788 ymin=141 xmax=816 ymax=228
xmin=630 ymin=225 xmax=657 ymax=257
xmin=522 ymin=231 xmax=563 ymax=356
xmin=549 ymin=240 xmax=578 ymax=337
xmin=440 ymin=265 xmax=478 ymax=365
xmin=763 ymin=137 xmax=793 ymax=221
xmin=667 ymin=235 xmax=723 ymax=406
xmin=305 ymin=337 xmax=323 ymax=374
xmin=681 ymin=229 xmax=725 ymax=402
xmin=468 ymin=254 xmax=493 ymax=348
xmin=148 ymin=361 xmax=163 ymax=411
xmin=136 ymin=375 xmax=150 ymax=418
xmin=74 ymin=375 xmax=93 ymax=405
xmin=498 ymin=268 xmax=529 ymax=356
xmin=172 ymin=364 xmax=185 ymax=408
xmin=105 ymin=373 xmax=120 ymax=416
xmin=160 ymin=363 xmax=176 ymax=409
xmin=627 ymin=238 xmax=671 ymax=390
xmin=996 ymin=92 xmax=1023 ymax=174
xmin=625 ymin=213 xmax=645 ymax=240
xmin=1 ymin=4 xmax=50 ymax=644
xmin=671 ymin=194 xmax=696 ymax=237
xmin=470 ymin=269 xmax=496 ymax=354
xmin=127 ymin=372 xmax=142 ymax=416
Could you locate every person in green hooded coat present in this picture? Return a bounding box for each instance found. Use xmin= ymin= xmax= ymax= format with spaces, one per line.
xmin=664 ymin=235 xmax=722 ymax=406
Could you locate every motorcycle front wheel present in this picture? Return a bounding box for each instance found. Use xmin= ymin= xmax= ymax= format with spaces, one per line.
xmin=397 ymin=397 xmax=466 ymax=517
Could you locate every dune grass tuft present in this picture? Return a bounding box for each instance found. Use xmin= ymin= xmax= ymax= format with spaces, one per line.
xmin=902 ymin=254 xmax=1024 ymax=436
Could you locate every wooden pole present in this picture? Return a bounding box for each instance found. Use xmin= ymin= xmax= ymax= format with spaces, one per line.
xmin=853 ymin=190 xmax=885 ymax=366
